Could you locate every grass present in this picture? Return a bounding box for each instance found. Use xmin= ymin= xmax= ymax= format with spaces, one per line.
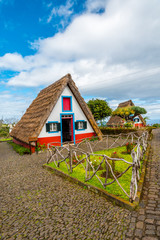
xmin=8 ymin=141 xmax=30 ymax=155
xmin=0 ymin=137 xmax=12 ymax=142
xmin=47 ymin=146 xmax=144 ymax=201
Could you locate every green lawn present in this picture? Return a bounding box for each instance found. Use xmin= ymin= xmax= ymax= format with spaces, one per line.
xmin=0 ymin=137 xmax=12 ymax=142
xmin=47 ymin=146 xmax=143 ymax=201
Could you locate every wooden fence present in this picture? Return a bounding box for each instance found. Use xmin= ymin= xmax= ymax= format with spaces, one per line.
xmin=47 ymin=131 xmax=148 ymax=202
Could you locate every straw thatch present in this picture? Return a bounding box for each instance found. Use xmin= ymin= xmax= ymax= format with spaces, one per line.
xmin=107 ymin=100 xmax=145 ymax=126
xmin=10 ymin=74 xmax=102 ymax=144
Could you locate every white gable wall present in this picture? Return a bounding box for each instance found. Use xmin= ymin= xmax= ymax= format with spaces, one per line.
xmin=38 ymin=85 xmax=95 ymax=138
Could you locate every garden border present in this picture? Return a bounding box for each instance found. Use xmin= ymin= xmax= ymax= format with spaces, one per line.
xmin=43 ymin=143 xmax=151 ymax=211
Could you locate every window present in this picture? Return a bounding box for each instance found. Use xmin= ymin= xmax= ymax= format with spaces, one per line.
xmin=78 ymin=121 xmax=84 ymax=130
xmin=134 ymin=118 xmax=139 ymax=123
xmin=75 ymin=121 xmax=87 ymax=130
xmin=62 ymin=96 xmax=72 ymax=112
xmin=50 ymin=123 xmax=57 ymax=132
xmin=46 ymin=122 xmax=61 ymax=132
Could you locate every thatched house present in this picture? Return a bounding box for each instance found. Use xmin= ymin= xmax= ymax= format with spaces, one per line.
xmin=10 ymin=74 xmax=102 ymax=152
xmin=107 ymin=100 xmax=145 ymax=128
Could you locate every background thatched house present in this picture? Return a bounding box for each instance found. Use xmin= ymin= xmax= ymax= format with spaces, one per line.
xmin=10 ymin=74 xmax=102 ymax=152
xmin=107 ymin=100 xmax=145 ymax=128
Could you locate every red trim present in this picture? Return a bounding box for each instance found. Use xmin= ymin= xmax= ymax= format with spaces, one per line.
xmin=13 ymin=138 xmax=35 ymax=153
xmin=38 ymin=136 xmax=61 ymax=147
xmin=75 ymin=132 xmax=96 ymax=143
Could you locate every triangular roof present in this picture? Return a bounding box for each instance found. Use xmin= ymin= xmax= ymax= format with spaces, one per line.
xmin=107 ymin=100 xmax=145 ymax=125
xmin=10 ymin=74 xmax=102 ymax=144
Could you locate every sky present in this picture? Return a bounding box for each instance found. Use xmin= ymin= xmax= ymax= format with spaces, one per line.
xmin=0 ymin=0 xmax=160 ymax=124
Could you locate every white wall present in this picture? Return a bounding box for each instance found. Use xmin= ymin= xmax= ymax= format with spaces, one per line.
xmin=38 ymin=85 xmax=94 ymax=138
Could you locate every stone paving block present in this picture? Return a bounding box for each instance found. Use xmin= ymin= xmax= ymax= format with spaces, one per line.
xmin=145 ymin=219 xmax=155 ymax=224
xmin=135 ymin=229 xmax=143 ymax=238
xmin=145 ymin=229 xmax=156 ymax=235
xmin=142 ymin=236 xmax=159 ymax=240
xmin=136 ymin=221 xmax=144 ymax=229
xmin=146 ymin=224 xmax=156 ymax=230
xmin=139 ymin=209 xmax=145 ymax=215
xmin=138 ymin=215 xmax=145 ymax=221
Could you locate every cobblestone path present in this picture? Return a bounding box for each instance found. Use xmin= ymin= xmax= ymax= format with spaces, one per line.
xmin=125 ymin=129 xmax=160 ymax=240
xmin=0 ymin=129 xmax=159 ymax=240
xmin=0 ymin=142 xmax=131 ymax=240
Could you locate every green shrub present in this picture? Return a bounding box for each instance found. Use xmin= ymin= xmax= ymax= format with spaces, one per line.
xmin=124 ymin=122 xmax=133 ymax=128
xmin=0 ymin=126 xmax=10 ymax=138
xmin=72 ymin=154 xmax=81 ymax=164
xmin=152 ymin=123 xmax=160 ymax=128
xmin=35 ymin=143 xmax=47 ymax=152
xmin=8 ymin=142 xmax=30 ymax=155
xmin=100 ymin=127 xmax=137 ymax=135
xmin=126 ymin=142 xmax=134 ymax=154
xmin=0 ymin=130 xmax=8 ymax=137
xmin=91 ymin=156 xmax=104 ymax=170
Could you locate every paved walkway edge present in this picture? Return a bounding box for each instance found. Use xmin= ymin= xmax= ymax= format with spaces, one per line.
xmin=43 ymin=144 xmax=151 ymax=211
xmin=134 ymin=143 xmax=151 ymax=205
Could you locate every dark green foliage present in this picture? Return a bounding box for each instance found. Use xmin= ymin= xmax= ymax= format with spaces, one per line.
xmin=100 ymin=127 xmax=137 ymax=135
xmin=126 ymin=142 xmax=135 ymax=154
xmin=132 ymin=106 xmax=147 ymax=115
xmin=87 ymin=99 xmax=112 ymax=121
xmin=8 ymin=142 xmax=30 ymax=155
xmin=35 ymin=142 xmax=47 ymax=152
xmin=0 ymin=126 xmax=9 ymax=138
xmin=152 ymin=123 xmax=160 ymax=128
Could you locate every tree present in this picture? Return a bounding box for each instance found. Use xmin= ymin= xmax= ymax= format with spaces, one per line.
xmin=112 ymin=106 xmax=147 ymax=122
xmin=143 ymin=116 xmax=150 ymax=124
xmin=87 ymin=99 xmax=112 ymax=121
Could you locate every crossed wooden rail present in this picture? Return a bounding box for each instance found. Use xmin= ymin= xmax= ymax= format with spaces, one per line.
xmin=47 ymin=131 xmax=148 ymax=202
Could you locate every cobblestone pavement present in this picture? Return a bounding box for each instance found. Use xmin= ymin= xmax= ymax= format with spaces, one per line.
xmin=125 ymin=129 xmax=160 ymax=240
xmin=0 ymin=142 xmax=131 ymax=240
xmin=0 ymin=129 xmax=160 ymax=240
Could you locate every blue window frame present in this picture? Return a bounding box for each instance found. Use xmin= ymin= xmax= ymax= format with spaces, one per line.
xmin=62 ymin=96 xmax=72 ymax=112
xmin=75 ymin=120 xmax=87 ymax=131
xmin=46 ymin=121 xmax=61 ymax=133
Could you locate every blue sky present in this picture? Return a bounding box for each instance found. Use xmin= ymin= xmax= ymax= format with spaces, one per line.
xmin=0 ymin=0 xmax=160 ymax=124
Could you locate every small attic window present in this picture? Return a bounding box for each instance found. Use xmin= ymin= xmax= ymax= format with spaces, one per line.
xmin=62 ymin=96 xmax=72 ymax=112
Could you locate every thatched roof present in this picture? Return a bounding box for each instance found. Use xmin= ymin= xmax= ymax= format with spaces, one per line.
xmin=10 ymin=74 xmax=102 ymax=144
xmin=107 ymin=115 xmax=124 ymax=126
xmin=107 ymin=100 xmax=145 ymax=126
xmin=118 ymin=100 xmax=134 ymax=108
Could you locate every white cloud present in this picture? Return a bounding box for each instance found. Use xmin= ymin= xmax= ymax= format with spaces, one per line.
xmin=0 ymin=91 xmax=33 ymax=119
xmin=0 ymin=53 xmax=27 ymax=71
xmin=0 ymin=0 xmax=160 ymax=120
xmin=47 ymin=0 xmax=73 ymax=23
xmin=86 ymin=0 xmax=107 ymax=13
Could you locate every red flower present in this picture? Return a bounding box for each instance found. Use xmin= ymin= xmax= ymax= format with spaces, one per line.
xmin=114 ymin=152 xmax=117 ymax=154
